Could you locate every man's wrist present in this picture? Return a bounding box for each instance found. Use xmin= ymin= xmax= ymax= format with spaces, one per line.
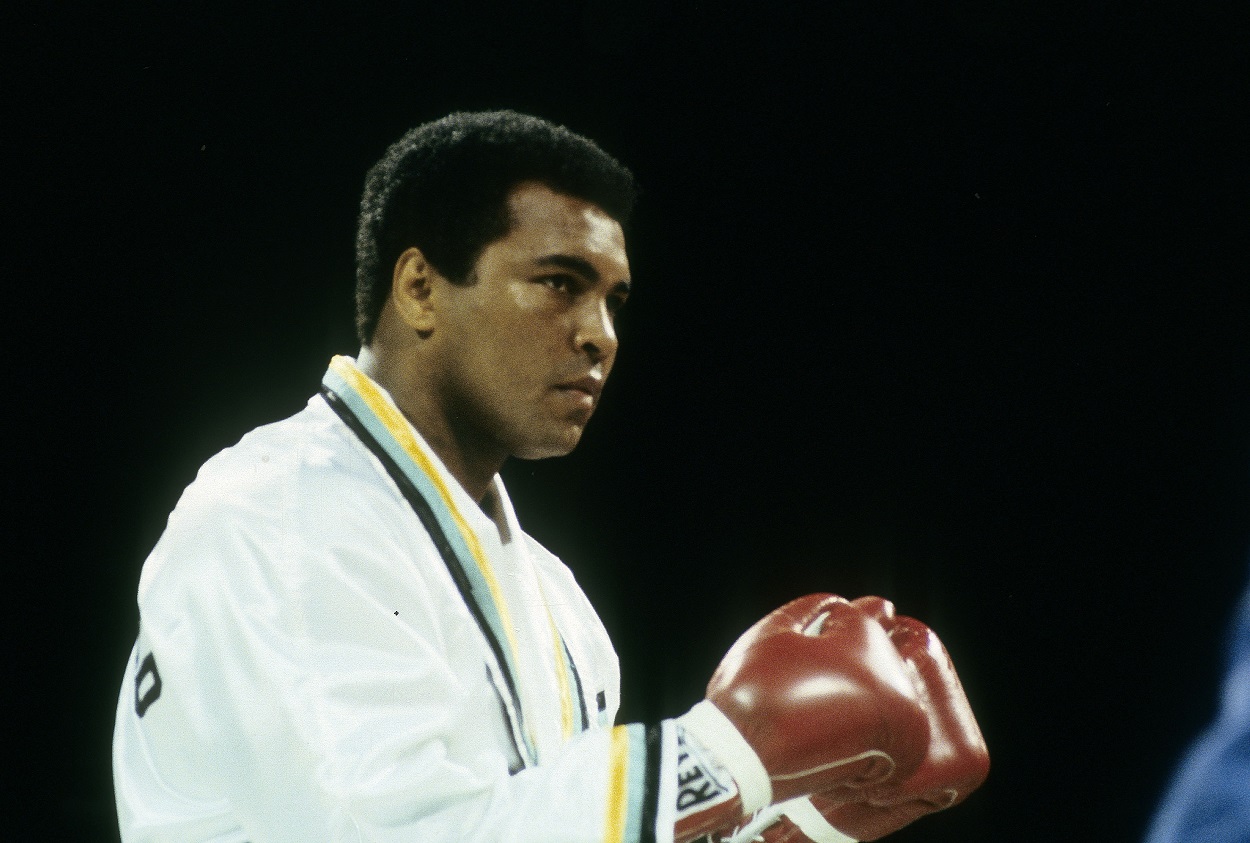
xmin=677 ymin=700 xmax=773 ymax=814
xmin=672 ymin=716 xmax=747 ymax=843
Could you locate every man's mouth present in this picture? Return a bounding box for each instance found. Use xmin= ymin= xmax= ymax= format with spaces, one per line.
xmin=554 ymin=375 xmax=604 ymax=410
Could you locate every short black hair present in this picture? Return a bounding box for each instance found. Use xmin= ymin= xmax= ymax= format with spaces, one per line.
xmin=354 ymin=110 xmax=638 ymax=344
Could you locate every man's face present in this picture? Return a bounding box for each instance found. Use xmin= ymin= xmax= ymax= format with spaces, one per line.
xmin=431 ymin=181 xmax=631 ymax=461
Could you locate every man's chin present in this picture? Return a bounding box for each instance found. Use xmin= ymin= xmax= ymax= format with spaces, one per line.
xmin=511 ymin=428 xmax=585 ymax=460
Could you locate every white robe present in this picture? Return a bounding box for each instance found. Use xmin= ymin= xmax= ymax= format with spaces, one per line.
xmin=112 ymin=357 xmax=679 ymax=843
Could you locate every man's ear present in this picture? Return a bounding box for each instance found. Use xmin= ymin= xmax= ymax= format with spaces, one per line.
xmin=391 ymin=247 xmax=440 ymax=334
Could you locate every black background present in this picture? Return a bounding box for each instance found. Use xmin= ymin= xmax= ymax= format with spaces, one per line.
xmin=6 ymin=1 xmax=1249 ymax=839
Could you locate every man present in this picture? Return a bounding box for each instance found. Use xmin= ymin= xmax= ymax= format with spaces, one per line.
xmin=113 ymin=110 xmax=987 ymax=843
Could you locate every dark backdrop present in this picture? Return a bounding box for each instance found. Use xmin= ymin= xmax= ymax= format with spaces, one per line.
xmin=6 ymin=1 xmax=1248 ymax=840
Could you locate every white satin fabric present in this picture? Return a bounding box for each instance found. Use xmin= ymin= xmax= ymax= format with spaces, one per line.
xmin=112 ymin=388 xmax=634 ymax=842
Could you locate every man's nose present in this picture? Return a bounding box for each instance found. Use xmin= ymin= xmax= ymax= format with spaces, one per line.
xmin=574 ymin=298 xmax=618 ymax=364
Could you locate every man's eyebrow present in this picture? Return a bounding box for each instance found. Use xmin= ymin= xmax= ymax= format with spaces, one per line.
xmin=534 ymin=254 xmax=632 ymax=293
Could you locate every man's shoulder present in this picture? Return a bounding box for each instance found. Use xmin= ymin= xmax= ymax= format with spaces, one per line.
xmin=166 ymin=395 xmax=404 ymax=538
xmin=137 ymin=396 xmax=414 ymax=602
xmin=193 ymin=396 xmax=367 ymax=491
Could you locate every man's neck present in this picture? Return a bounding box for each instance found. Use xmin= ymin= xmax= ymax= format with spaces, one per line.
xmin=355 ymin=346 xmax=503 ymax=505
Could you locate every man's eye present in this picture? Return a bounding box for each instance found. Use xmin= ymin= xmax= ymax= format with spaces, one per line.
xmin=539 ymin=275 xmax=574 ymax=293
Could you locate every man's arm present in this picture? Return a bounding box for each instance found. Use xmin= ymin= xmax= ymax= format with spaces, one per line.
xmin=115 ymin=461 xmax=942 ymax=842
xmin=116 ymin=472 xmax=679 ymax=842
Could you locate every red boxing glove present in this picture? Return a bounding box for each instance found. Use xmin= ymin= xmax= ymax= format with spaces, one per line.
xmin=678 ymin=594 xmax=931 ymax=825
xmin=739 ymin=600 xmax=989 ymax=843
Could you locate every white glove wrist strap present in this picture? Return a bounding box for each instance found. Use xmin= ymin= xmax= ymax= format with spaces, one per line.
xmin=677 ymin=700 xmax=773 ymax=814
xmin=783 ymin=797 xmax=859 ymax=843
xmin=726 ymin=797 xmax=859 ymax=843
